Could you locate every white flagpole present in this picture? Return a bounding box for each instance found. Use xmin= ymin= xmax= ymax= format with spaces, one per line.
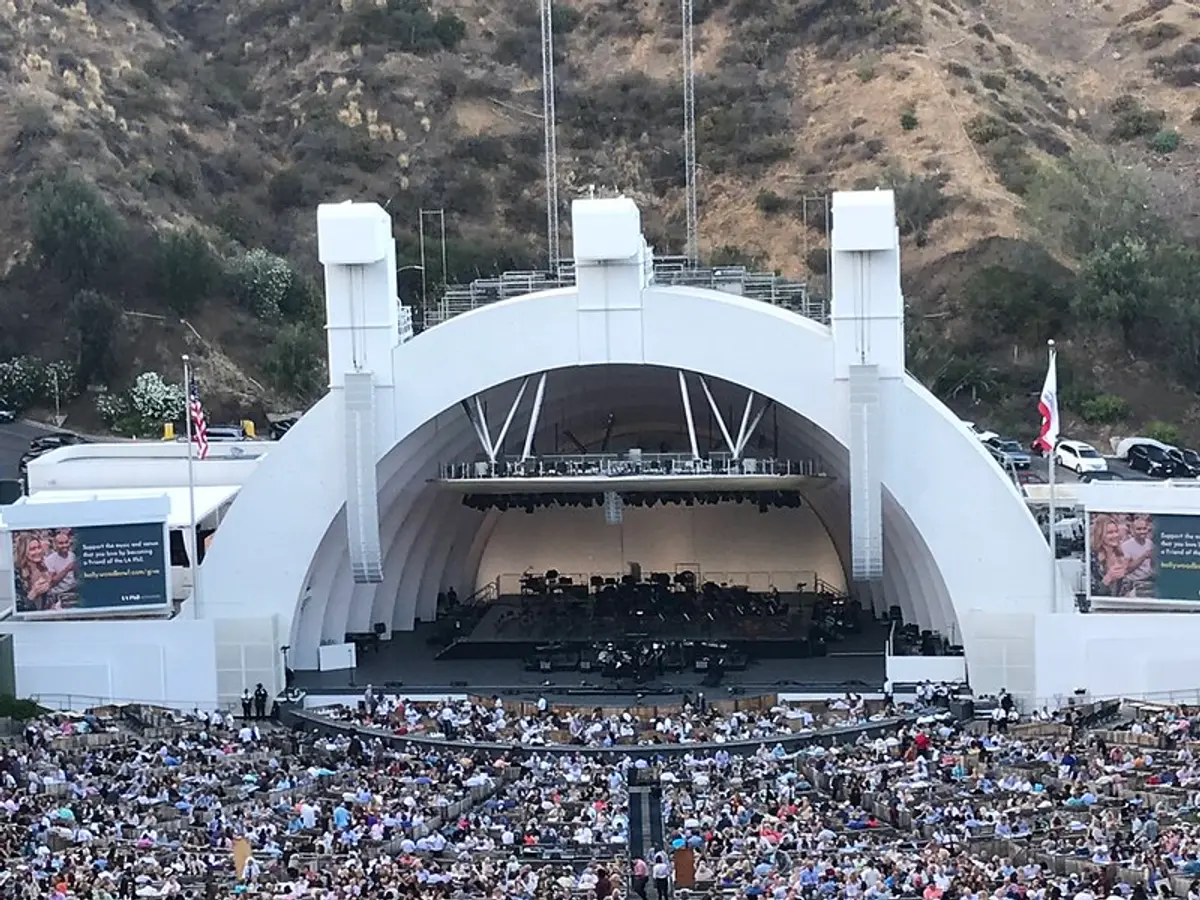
xmin=182 ymin=355 xmax=201 ymax=617
xmin=1047 ymin=339 xmax=1058 ymax=615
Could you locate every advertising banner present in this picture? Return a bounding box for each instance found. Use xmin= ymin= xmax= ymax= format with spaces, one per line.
xmin=1087 ymin=510 xmax=1200 ymax=601
xmin=10 ymin=522 xmax=171 ymax=617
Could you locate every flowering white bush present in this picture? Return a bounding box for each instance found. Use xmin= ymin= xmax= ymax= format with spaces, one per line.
xmin=0 ymin=356 xmax=46 ymax=412
xmin=227 ymin=248 xmax=293 ymax=321
xmin=95 ymin=372 xmax=185 ymax=436
xmin=94 ymin=388 xmax=129 ymax=428
xmin=42 ymin=360 xmax=80 ymax=404
xmin=128 ymin=372 xmax=185 ymax=425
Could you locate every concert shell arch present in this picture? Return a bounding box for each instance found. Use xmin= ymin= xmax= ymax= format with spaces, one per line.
xmin=198 ymin=193 xmax=1063 ymax=706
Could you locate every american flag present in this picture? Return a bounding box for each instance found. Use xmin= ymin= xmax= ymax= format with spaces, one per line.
xmin=188 ymin=378 xmax=210 ymax=460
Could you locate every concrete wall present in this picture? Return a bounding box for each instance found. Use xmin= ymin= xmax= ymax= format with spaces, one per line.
xmin=1033 ymin=612 xmax=1200 ymax=706
xmin=475 ymin=502 xmax=846 ymax=594
xmin=8 ymin=618 xmax=219 ymax=710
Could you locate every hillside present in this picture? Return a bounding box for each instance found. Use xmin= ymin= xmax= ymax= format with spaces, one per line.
xmin=0 ymin=0 xmax=1198 ymax=442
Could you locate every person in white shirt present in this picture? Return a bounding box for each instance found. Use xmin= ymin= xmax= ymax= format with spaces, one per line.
xmin=1120 ymin=515 xmax=1156 ymax=596
xmin=44 ymin=530 xmax=78 ymax=609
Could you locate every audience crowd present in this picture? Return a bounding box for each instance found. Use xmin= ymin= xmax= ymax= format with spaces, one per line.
xmin=1 ymin=692 xmax=1200 ymax=900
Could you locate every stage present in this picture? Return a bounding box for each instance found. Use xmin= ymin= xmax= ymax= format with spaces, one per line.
xmin=291 ymin=620 xmax=891 ymax=701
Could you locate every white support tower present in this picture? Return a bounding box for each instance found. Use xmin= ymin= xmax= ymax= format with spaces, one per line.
xmin=540 ymin=0 xmax=561 ymax=273
xmin=681 ymin=0 xmax=698 ymax=266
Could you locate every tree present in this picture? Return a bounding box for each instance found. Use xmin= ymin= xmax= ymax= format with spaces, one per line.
xmin=1075 ymin=237 xmax=1155 ymax=345
xmin=69 ymin=289 xmax=121 ymax=388
xmin=29 ymin=174 xmax=123 ymax=286
xmin=153 ymin=228 xmax=219 ymax=315
xmin=1024 ymin=151 xmax=1164 ymax=258
xmin=265 ymin=324 xmax=326 ymax=398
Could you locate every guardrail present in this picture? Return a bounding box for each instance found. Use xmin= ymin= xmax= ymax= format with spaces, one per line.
xmin=421 ymin=256 xmax=824 ymax=330
xmin=281 ymin=706 xmax=917 ymax=759
xmin=440 ymin=452 xmax=827 ymax=480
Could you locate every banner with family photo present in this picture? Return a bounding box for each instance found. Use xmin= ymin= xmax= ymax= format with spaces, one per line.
xmin=1087 ymin=511 xmax=1200 ymax=602
xmin=10 ymin=522 xmax=170 ymax=618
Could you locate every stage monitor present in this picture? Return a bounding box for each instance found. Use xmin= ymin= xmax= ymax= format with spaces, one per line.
xmin=2 ymin=495 xmax=172 ymax=620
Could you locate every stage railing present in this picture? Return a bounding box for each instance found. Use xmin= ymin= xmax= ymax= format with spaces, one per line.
xmin=439 ymin=452 xmax=826 ymax=481
xmin=492 ymin=569 xmax=826 ymax=596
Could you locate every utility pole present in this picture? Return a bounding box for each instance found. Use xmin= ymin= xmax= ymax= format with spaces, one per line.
xmin=681 ymin=0 xmax=699 ymax=266
xmin=540 ymin=0 xmax=561 ymax=273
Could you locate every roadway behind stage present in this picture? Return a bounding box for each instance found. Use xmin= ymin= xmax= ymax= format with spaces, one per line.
xmin=291 ymin=620 xmax=890 ymax=701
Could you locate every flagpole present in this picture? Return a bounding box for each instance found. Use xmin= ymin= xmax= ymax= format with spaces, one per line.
xmin=1047 ymin=339 xmax=1058 ymax=615
xmin=182 ymin=355 xmax=201 ymax=617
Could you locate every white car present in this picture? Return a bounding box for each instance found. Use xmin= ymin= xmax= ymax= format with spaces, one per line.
xmin=963 ymin=421 xmax=999 ymax=443
xmin=1055 ymin=439 xmax=1108 ymax=474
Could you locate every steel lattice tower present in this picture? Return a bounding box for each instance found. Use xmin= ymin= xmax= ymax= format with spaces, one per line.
xmin=681 ymin=0 xmax=698 ymax=266
xmin=540 ymin=0 xmax=561 ymax=274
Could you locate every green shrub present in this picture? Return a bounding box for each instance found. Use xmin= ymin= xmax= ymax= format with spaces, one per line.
xmin=1109 ymin=95 xmax=1166 ymax=140
xmin=964 ymin=114 xmax=1012 ymax=145
xmin=1079 ymin=393 xmax=1129 ymax=424
xmin=900 ymin=109 xmax=919 ymax=131
xmin=153 ymin=228 xmax=219 ymax=315
xmin=29 ymin=174 xmax=123 ymax=286
xmin=755 ymin=190 xmax=787 ymax=215
xmin=980 ymin=72 xmax=1007 ymax=91
xmin=1148 ymin=129 xmax=1180 ymax=153
xmin=1144 ymin=420 xmax=1181 ymax=446
xmin=265 ymin=323 xmax=327 ymax=399
xmin=267 ymin=169 xmax=316 ymax=212
xmin=69 ymin=289 xmax=121 ymax=388
xmin=892 ymin=171 xmax=953 ymax=245
xmin=338 ymin=0 xmax=466 ymax=52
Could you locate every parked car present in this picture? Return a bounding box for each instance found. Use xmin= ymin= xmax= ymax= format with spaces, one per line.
xmin=964 ymin=421 xmax=999 ymax=443
xmin=1055 ymin=439 xmax=1108 ymax=474
xmin=0 ymin=408 xmax=14 ymax=423
xmin=28 ymin=432 xmax=86 ymax=453
xmin=1127 ymin=442 xmax=1179 ymax=478
xmin=1080 ymin=470 xmax=1124 ymax=483
xmin=986 ymin=437 xmax=1032 ymax=470
xmin=1168 ymin=447 xmax=1200 ymax=478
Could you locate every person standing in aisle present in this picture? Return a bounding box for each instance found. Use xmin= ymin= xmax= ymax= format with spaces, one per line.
xmin=253 ymin=683 xmax=268 ymax=720
xmin=653 ymin=852 xmax=671 ymax=900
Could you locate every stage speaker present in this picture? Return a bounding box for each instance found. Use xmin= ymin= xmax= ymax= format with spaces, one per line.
xmin=627 ymin=785 xmax=664 ymax=861
xmin=950 ymin=698 xmax=975 ymax=720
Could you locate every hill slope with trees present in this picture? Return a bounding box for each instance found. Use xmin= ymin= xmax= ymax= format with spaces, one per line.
xmin=0 ymin=0 xmax=1197 ymax=441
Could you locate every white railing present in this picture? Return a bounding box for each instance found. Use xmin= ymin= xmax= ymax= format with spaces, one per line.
xmin=440 ymin=452 xmax=826 ymax=480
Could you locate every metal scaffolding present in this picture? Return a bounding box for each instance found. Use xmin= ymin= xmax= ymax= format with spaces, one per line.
xmin=540 ymin=0 xmax=561 ymax=272
xmin=681 ymin=0 xmax=698 ymax=266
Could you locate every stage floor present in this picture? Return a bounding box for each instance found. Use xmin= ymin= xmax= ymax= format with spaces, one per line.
xmin=292 ymin=622 xmax=889 ymax=700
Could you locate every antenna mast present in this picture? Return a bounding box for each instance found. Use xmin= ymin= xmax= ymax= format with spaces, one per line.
xmin=540 ymin=0 xmax=561 ymax=273
xmin=681 ymin=0 xmax=698 ymax=266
